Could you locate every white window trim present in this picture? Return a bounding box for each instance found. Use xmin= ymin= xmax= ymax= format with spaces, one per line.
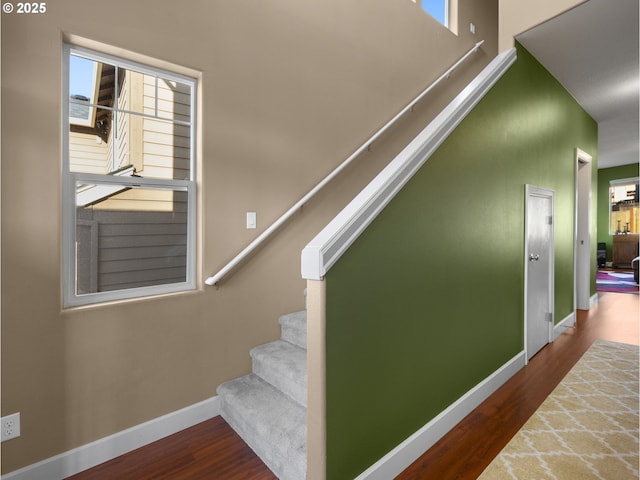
xmin=609 ymin=177 xmax=639 ymax=186
xmin=62 ymin=44 xmax=198 ymax=308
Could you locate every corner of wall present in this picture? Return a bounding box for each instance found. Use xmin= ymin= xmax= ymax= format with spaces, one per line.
xmin=306 ymin=279 xmax=326 ymax=480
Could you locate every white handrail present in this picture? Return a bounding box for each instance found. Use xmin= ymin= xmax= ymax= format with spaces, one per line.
xmin=205 ymin=40 xmax=484 ymax=287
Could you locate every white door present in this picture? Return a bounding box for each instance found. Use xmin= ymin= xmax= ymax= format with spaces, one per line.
xmin=525 ymin=185 xmax=554 ymax=361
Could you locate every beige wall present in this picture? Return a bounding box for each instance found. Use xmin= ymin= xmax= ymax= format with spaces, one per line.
xmin=498 ymin=0 xmax=587 ymax=51
xmin=1 ymin=0 xmax=497 ymax=473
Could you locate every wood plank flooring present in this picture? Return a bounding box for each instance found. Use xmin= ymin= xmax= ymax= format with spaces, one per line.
xmin=65 ymin=415 xmax=277 ymax=480
xmin=396 ymin=291 xmax=639 ymax=480
xmin=67 ymin=292 xmax=638 ymax=480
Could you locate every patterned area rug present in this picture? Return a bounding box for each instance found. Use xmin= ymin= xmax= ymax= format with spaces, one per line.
xmin=596 ymin=270 xmax=639 ymax=294
xmin=478 ymin=340 xmax=639 ymax=480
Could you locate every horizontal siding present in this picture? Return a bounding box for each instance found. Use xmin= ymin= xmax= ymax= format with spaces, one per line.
xmin=143 ymin=131 xmax=191 ymax=148
xmin=69 ymin=132 xmax=109 ymax=174
xmin=140 ymin=74 xmax=191 ymax=180
xmin=99 ymin=276 xmax=187 ymax=292
xmin=94 ymin=189 xmax=188 ymax=212
xmin=141 ymin=154 xmax=190 ymax=171
xmin=98 ymin=255 xmax=186 ymax=274
xmin=143 ymin=142 xmax=190 ymax=160
xmin=99 ymin=244 xmax=188 ymax=262
xmin=99 ymin=234 xmax=187 ymax=248
xmin=99 ymin=222 xmax=187 ymax=236
xmin=143 ymin=96 xmax=191 ymax=120
xmin=142 ymin=119 xmax=190 ymax=137
xmin=98 ymin=269 xmax=186 ymax=292
xmin=79 ymin=210 xmax=188 ymax=224
xmin=76 ymin=188 xmax=189 ymax=293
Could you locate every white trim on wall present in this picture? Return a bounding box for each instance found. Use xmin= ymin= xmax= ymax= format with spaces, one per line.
xmin=354 ymin=351 xmax=526 ymax=480
xmin=553 ymin=311 xmax=576 ymax=341
xmin=590 ymin=293 xmax=599 ymax=309
xmin=2 ymin=397 xmax=220 ymax=480
xmin=301 ymin=47 xmax=517 ymax=281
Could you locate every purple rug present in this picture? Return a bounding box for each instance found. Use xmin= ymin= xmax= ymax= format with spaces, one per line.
xmin=596 ymin=270 xmax=639 ymax=294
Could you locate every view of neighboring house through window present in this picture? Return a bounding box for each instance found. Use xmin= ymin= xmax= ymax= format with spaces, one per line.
xmin=63 ymin=44 xmax=197 ymax=307
xmin=610 ymin=179 xmax=639 ymax=234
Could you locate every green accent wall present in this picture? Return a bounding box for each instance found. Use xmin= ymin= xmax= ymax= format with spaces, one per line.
xmin=323 ymin=44 xmax=597 ymax=479
xmin=597 ymin=164 xmax=640 ymax=261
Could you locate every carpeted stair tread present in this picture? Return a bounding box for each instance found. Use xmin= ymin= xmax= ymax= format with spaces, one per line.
xmin=278 ymin=310 xmax=307 ymax=349
xmin=251 ymin=339 xmax=307 ymax=407
xmin=217 ymin=373 xmax=306 ymax=480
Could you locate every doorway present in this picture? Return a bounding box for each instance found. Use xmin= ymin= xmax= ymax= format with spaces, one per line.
xmin=575 ymin=149 xmax=593 ymax=310
xmin=525 ymin=185 xmax=555 ymax=361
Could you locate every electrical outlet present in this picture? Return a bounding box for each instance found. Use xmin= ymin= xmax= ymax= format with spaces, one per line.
xmin=1 ymin=413 xmax=21 ymax=442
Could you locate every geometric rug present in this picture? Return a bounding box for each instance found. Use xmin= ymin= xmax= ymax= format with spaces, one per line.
xmin=596 ymin=270 xmax=639 ymax=294
xmin=477 ymin=340 xmax=639 ymax=480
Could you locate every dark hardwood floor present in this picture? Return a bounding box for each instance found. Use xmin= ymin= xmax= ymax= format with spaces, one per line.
xmin=396 ymin=291 xmax=639 ymax=479
xmin=67 ymin=292 xmax=638 ymax=480
xmin=65 ymin=415 xmax=277 ymax=480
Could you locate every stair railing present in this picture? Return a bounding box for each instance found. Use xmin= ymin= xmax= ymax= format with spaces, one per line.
xmin=205 ymin=40 xmax=484 ymax=287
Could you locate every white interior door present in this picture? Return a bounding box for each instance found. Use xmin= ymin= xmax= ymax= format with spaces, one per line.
xmin=525 ymin=185 xmax=554 ymax=361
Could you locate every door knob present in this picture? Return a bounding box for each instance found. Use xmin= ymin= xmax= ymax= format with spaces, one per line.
xmin=529 ymin=254 xmax=540 ymax=262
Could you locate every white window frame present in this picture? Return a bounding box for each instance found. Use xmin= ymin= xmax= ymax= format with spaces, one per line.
xmin=62 ymin=44 xmax=198 ymax=308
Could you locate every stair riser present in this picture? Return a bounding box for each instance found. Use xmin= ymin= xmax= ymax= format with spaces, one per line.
xmin=281 ymin=326 xmax=306 ymax=349
xmin=279 ymin=311 xmax=307 ymax=349
xmin=252 ymin=356 xmax=307 ymax=407
xmin=218 ymin=375 xmax=306 ymax=480
xmin=221 ymin=404 xmax=304 ymax=480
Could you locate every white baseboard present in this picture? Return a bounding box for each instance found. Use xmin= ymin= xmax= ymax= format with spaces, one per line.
xmin=354 ymin=351 xmax=526 ymax=480
xmin=590 ymin=293 xmax=599 ymax=309
xmin=2 ymin=396 xmax=220 ymax=480
xmin=554 ymin=311 xmax=576 ymax=340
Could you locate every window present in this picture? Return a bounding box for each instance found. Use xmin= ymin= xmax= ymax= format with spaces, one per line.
xmin=63 ymin=44 xmax=197 ymax=307
xmin=412 ymin=0 xmax=457 ymax=33
xmin=610 ymin=178 xmax=639 ymax=235
xmin=421 ymin=0 xmax=448 ymax=27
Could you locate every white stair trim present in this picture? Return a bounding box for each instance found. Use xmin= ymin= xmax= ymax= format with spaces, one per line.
xmin=1 ymin=397 xmax=220 ymax=480
xmin=354 ymin=351 xmax=526 ymax=480
xmin=301 ymin=47 xmax=517 ymax=281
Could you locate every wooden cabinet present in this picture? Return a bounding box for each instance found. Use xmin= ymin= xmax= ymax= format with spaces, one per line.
xmin=613 ymin=234 xmax=639 ymax=268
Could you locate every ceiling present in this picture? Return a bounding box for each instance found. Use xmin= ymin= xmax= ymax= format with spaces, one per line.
xmin=517 ymin=0 xmax=639 ymax=170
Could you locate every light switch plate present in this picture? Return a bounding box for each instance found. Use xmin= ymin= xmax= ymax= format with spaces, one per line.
xmin=247 ymin=212 xmax=257 ymax=229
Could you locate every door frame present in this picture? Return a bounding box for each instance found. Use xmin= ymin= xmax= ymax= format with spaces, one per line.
xmin=574 ymin=148 xmax=593 ymax=311
xmin=524 ymin=184 xmax=555 ymax=363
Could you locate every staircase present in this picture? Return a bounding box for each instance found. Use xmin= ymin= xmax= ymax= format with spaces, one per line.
xmin=217 ymin=311 xmax=307 ymax=480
